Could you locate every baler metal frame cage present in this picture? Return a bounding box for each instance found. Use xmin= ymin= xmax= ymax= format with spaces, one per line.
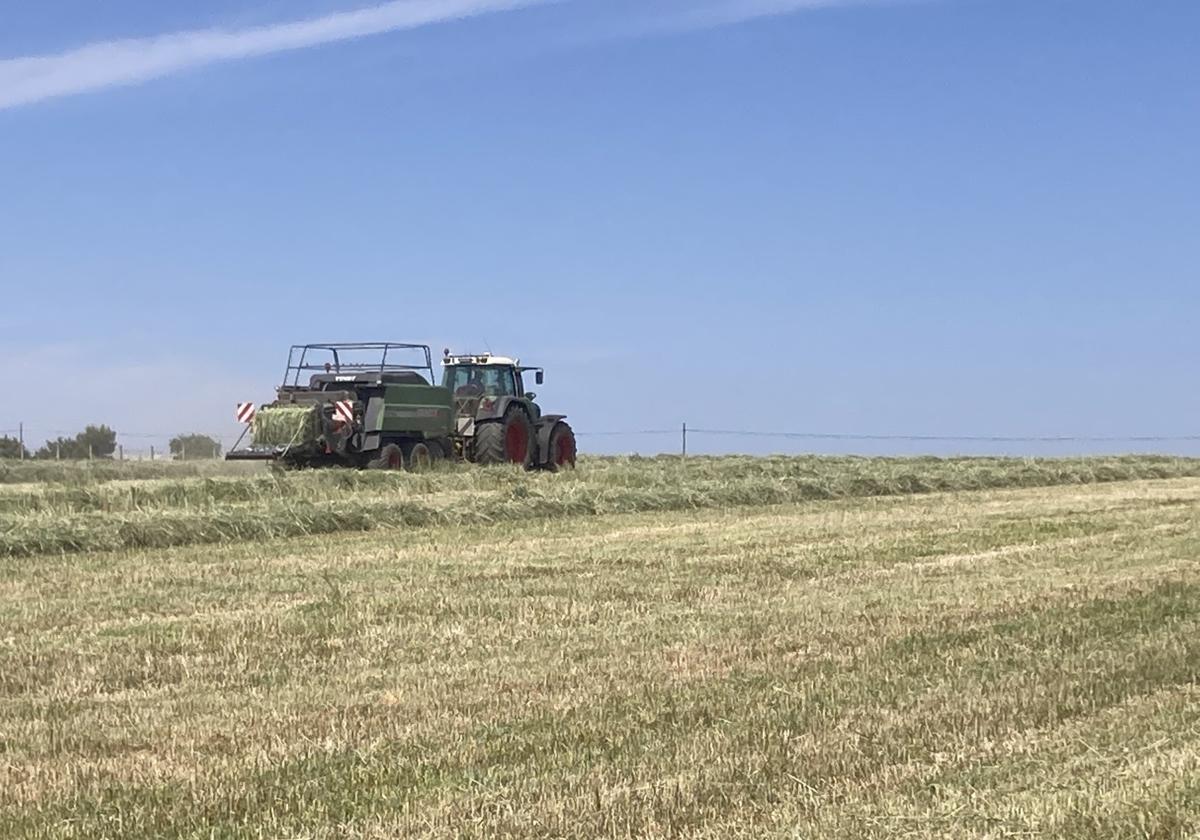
xmin=281 ymin=342 xmax=436 ymax=388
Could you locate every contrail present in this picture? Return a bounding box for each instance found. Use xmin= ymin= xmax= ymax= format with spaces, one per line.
xmin=671 ymin=0 xmax=905 ymax=29
xmin=585 ymin=0 xmax=896 ymax=45
xmin=0 ymin=0 xmax=545 ymax=111
xmin=690 ymin=0 xmax=878 ymax=25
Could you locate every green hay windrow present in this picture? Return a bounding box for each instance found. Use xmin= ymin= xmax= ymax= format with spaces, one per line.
xmin=252 ymin=406 xmax=321 ymax=447
xmin=3 ymin=455 xmax=1200 ymax=558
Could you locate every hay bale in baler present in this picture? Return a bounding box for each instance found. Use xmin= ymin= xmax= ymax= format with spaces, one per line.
xmin=252 ymin=406 xmax=321 ymax=447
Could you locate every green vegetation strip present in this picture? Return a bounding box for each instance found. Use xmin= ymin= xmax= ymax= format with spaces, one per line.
xmin=2 ymin=456 xmax=1199 ymax=558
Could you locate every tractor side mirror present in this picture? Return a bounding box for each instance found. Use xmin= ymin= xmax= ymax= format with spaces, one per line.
xmin=536 ymin=371 xmax=544 ymax=385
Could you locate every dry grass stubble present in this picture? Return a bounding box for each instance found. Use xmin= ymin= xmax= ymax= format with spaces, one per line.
xmin=0 ymin=463 xmax=1197 ymax=837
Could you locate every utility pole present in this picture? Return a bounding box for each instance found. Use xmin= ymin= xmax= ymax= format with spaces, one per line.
xmin=682 ymin=422 xmax=688 ymax=460
xmin=18 ymin=422 xmax=23 ymax=460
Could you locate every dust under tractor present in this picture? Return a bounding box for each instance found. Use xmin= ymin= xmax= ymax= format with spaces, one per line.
xmin=226 ymin=342 xmax=577 ymax=471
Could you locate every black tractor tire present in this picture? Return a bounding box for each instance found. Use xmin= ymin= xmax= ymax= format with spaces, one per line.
xmin=401 ymin=440 xmax=434 ymax=472
xmin=426 ymin=439 xmax=447 ymax=463
xmin=367 ymin=443 xmax=404 ymax=470
xmin=475 ymin=408 xmax=533 ymax=467
xmin=545 ymin=421 xmax=577 ymax=472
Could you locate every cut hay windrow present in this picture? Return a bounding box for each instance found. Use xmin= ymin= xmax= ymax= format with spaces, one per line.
xmin=3 ymin=455 xmax=1200 ymax=559
xmin=252 ymin=405 xmax=321 ymax=447
xmin=0 ymin=466 xmax=512 ymax=515
xmin=0 ymin=459 xmax=262 ymax=486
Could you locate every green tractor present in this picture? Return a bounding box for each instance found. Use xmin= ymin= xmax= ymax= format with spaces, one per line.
xmin=441 ymin=350 xmax=576 ymax=469
xmin=227 ymin=342 xmax=576 ymax=471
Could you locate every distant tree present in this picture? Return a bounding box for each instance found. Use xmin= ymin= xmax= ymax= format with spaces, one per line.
xmin=35 ymin=436 xmax=81 ymax=460
xmin=77 ymin=425 xmax=117 ymax=459
xmin=33 ymin=425 xmax=117 ymax=459
xmin=170 ymin=433 xmax=222 ymax=460
xmin=0 ymin=436 xmax=30 ymax=459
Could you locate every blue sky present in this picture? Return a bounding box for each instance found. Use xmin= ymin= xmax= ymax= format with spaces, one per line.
xmin=1 ymin=0 xmax=1197 ymax=456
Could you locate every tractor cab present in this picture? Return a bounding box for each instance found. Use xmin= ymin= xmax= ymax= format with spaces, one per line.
xmin=440 ymin=351 xmax=573 ymax=469
xmin=442 ymin=353 xmax=542 ymax=398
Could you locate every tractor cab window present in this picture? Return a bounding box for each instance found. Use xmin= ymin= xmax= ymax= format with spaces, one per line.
xmin=445 ymin=366 xmax=519 ymax=398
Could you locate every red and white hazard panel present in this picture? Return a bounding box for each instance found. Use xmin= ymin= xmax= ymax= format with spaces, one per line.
xmin=333 ymin=400 xmax=355 ymax=426
xmin=236 ymin=403 xmax=256 ymax=424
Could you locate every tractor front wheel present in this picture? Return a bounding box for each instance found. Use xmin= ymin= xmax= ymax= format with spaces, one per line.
xmin=475 ymin=409 xmax=533 ymax=467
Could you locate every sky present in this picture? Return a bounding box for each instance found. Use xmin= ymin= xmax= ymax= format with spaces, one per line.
xmin=1 ymin=0 xmax=1197 ymax=457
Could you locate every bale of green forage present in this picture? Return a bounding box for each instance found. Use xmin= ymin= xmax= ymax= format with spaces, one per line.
xmin=252 ymin=406 xmax=321 ymax=447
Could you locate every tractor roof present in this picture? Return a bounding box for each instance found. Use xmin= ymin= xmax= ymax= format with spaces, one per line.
xmin=443 ymin=352 xmax=520 ymax=367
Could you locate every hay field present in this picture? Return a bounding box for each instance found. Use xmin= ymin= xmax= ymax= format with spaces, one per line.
xmin=1 ymin=456 xmax=1199 ymax=838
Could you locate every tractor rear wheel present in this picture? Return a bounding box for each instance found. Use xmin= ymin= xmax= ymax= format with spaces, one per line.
xmin=402 ymin=440 xmax=434 ymax=472
xmin=368 ymin=443 xmax=405 ymax=470
xmin=475 ymin=408 xmax=533 ymax=467
xmin=546 ymin=421 xmax=577 ymax=471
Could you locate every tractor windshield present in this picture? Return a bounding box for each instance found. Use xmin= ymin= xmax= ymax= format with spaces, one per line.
xmin=444 ymin=366 xmax=519 ymax=398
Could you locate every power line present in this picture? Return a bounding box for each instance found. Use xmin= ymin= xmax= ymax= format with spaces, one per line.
xmin=575 ymin=430 xmax=677 ymax=437
xmin=686 ymin=429 xmax=1200 ymax=444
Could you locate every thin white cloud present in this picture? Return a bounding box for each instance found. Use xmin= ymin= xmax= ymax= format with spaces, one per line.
xmin=583 ymin=0 xmax=892 ymax=45
xmin=659 ymin=0 xmax=903 ymax=33
xmin=685 ymin=0 xmax=876 ymax=27
xmin=0 ymin=0 xmax=545 ymax=111
xmin=0 ymin=0 xmax=907 ymax=111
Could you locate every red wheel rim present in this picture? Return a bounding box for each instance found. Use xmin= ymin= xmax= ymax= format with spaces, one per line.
xmin=411 ymin=446 xmax=430 ymax=470
xmin=387 ymin=449 xmax=402 ymax=469
xmin=554 ymin=433 xmax=575 ymax=466
xmin=505 ymin=422 xmax=529 ymax=463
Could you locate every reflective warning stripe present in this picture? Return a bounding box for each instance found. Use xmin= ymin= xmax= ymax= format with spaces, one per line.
xmin=236 ymin=403 xmax=256 ymax=424
xmin=333 ymin=400 xmax=355 ymax=426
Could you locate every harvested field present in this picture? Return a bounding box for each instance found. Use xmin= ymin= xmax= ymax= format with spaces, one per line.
xmin=1 ymin=456 xmax=1198 ymax=838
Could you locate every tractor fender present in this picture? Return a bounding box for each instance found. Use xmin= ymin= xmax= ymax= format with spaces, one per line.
xmin=535 ymin=415 xmax=567 ymax=465
xmin=477 ymin=395 xmax=540 ymax=425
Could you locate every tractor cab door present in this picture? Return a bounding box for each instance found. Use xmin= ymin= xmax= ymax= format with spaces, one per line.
xmin=514 ymin=368 xmax=541 ymax=422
